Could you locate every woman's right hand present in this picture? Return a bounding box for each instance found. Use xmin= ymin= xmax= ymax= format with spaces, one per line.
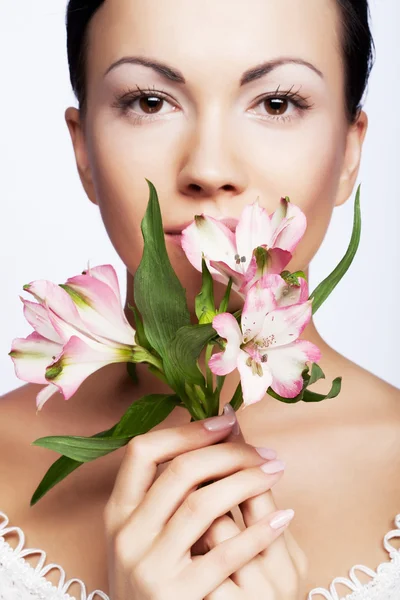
xmin=103 ymin=407 xmax=293 ymax=600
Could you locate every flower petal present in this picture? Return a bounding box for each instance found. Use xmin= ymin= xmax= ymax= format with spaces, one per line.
xmin=36 ymin=383 xmax=60 ymax=412
xmin=237 ymin=350 xmax=272 ymax=407
xmin=241 ymin=284 xmax=276 ymax=343
xmin=21 ymin=297 xmax=63 ymax=344
xmin=257 ymin=300 xmax=313 ymax=348
xmin=235 ymin=201 xmax=273 ymax=269
xmin=258 ymin=274 xmax=309 ymax=307
xmin=181 ymin=215 xmax=238 ymax=273
xmin=264 ymin=340 xmax=321 ymax=398
xmin=209 ymin=260 xmax=245 ymax=289
xmin=271 ymin=202 xmax=307 ymax=253
xmin=46 ymin=335 xmax=133 ymax=400
xmin=64 ymin=273 xmax=136 ymax=346
xmin=86 ymin=264 xmax=123 ymax=306
xmin=9 ymin=332 xmax=63 ymax=384
xmin=240 ymin=247 xmax=292 ymax=295
xmin=208 ymin=313 xmax=242 ymax=375
xmin=25 ymin=280 xmax=89 ymax=337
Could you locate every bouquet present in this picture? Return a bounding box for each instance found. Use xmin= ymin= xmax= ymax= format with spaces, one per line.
xmin=9 ymin=181 xmax=361 ymax=506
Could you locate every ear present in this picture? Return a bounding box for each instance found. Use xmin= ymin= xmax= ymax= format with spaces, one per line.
xmin=335 ymin=110 xmax=368 ymax=207
xmin=65 ymin=107 xmax=98 ymax=206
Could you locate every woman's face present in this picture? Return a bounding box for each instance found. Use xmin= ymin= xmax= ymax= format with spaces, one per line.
xmin=66 ymin=0 xmax=367 ymax=310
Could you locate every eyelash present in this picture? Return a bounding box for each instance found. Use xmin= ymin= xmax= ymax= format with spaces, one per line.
xmin=111 ymin=83 xmax=314 ymax=126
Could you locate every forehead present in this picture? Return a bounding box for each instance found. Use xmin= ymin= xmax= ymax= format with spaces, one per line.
xmin=87 ymin=0 xmax=342 ymax=87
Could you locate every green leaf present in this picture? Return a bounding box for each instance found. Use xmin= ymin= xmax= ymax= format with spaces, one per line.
xmin=218 ymin=278 xmax=233 ymax=314
xmin=134 ymin=180 xmax=190 ymax=359
xmin=114 ymin=393 xmax=179 ymax=437
xmin=308 ymin=362 xmax=326 ymax=386
xmin=302 ymin=377 xmax=342 ymax=402
xmin=165 ymin=323 xmax=216 ymax=387
xmin=196 ymin=258 xmax=216 ymax=324
xmin=126 ymin=361 xmax=138 ymax=384
xmin=128 ymin=302 xmax=152 ymax=351
xmin=229 ymin=381 xmax=244 ymax=412
xmin=309 ymin=185 xmax=361 ymax=314
xmin=32 ymin=435 xmax=130 ymax=462
xmin=30 ymin=425 xmax=117 ymax=506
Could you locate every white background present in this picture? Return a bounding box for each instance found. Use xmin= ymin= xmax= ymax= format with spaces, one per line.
xmin=0 ymin=0 xmax=399 ymax=395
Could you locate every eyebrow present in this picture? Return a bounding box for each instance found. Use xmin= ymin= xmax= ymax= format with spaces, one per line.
xmin=103 ymin=56 xmax=324 ymax=84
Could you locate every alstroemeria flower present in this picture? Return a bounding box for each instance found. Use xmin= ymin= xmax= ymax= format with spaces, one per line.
xmin=181 ymin=198 xmax=306 ymax=294
xmin=9 ymin=264 xmax=136 ymax=411
xmin=208 ymin=274 xmax=321 ymax=406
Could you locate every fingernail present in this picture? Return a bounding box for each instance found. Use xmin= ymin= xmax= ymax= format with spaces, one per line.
xmin=269 ymin=509 xmax=295 ymax=530
xmin=259 ymin=459 xmax=285 ymax=474
xmin=203 ymin=404 xmax=237 ymax=431
xmin=254 ymin=447 xmax=277 ymax=460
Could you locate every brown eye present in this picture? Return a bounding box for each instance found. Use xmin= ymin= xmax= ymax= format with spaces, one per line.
xmin=138 ymin=96 xmax=164 ymax=114
xmin=264 ymin=98 xmax=289 ymax=116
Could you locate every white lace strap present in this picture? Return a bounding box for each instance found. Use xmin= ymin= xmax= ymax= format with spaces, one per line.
xmin=307 ymin=513 xmax=400 ymax=600
xmin=0 ymin=510 xmax=110 ymax=600
xmin=384 ymin=513 xmax=400 ymax=556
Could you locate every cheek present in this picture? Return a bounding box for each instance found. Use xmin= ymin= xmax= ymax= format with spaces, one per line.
xmin=86 ymin=115 xmax=184 ymax=273
xmin=245 ymin=114 xmax=345 ymax=270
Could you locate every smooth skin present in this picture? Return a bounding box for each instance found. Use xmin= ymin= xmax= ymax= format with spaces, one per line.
xmin=1 ymin=0 xmax=400 ymax=598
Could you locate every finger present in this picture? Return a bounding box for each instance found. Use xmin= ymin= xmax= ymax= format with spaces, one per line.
xmin=153 ymin=463 xmax=284 ymax=563
xmin=104 ymin=408 xmax=237 ymax=534
xmin=190 ymin=557 xmax=238 ymax=600
xmin=201 ymin=514 xmax=269 ymax=591
xmin=180 ymin=509 xmax=293 ymax=600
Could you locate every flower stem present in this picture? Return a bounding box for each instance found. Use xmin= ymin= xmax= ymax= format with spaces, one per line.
xmin=205 ymin=343 xmax=214 ymax=392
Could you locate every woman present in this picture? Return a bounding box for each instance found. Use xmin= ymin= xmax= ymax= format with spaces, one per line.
xmin=1 ymin=0 xmax=399 ymax=599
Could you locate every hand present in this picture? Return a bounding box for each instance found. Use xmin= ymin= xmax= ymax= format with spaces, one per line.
xmin=193 ymin=408 xmax=308 ymax=600
xmin=103 ymin=406 xmax=306 ymax=600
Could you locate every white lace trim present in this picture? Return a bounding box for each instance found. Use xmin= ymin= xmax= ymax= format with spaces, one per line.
xmin=307 ymin=513 xmax=400 ymax=599
xmin=0 ymin=511 xmax=110 ymax=600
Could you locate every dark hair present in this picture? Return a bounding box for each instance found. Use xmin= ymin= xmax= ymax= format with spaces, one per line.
xmin=66 ymin=0 xmax=375 ymax=124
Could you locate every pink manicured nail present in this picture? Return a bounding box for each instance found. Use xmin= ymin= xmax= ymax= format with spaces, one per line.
xmin=254 ymin=447 xmax=277 ymax=460
xmin=203 ymin=404 xmax=237 ymax=431
xmin=269 ymin=509 xmax=295 ymax=530
xmin=259 ymin=459 xmax=285 ymax=474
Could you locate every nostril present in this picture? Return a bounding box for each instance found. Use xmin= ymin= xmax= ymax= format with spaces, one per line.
xmin=188 ymin=183 xmax=202 ymax=192
xmin=222 ymin=184 xmax=235 ymax=192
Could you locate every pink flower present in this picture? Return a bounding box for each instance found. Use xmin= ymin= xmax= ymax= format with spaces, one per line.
xmin=9 ymin=264 xmax=136 ymax=411
xmin=181 ymin=198 xmax=306 ymax=294
xmin=208 ymin=274 xmax=320 ymax=406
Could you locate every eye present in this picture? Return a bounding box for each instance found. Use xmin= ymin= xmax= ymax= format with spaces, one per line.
xmin=248 ymin=87 xmax=313 ymax=122
xmin=112 ymin=85 xmax=178 ymax=122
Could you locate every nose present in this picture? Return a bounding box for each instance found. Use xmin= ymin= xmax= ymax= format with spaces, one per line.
xmin=177 ymin=113 xmax=248 ymax=201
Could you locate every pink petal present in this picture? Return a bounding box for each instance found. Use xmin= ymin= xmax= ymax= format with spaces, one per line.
xmin=86 ymin=264 xmax=123 ymax=306
xmin=64 ymin=273 xmax=136 ymax=346
xmin=9 ymin=332 xmax=63 ymax=384
xmin=36 ymin=383 xmax=60 ymax=412
xmin=240 ymin=248 xmax=292 ymax=295
xmin=209 ymin=260 xmax=244 ymax=288
xmin=263 ymin=339 xmax=321 ymax=398
xmin=25 ymin=280 xmax=88 ymax=336
xmin=181 ymin=216 xmax=237 ymax=273
xmin=208 ymin=313 xmax=242 ymax=375
xmin=235 ymin=201 xmax=273 ymax=269
xmin=21 ymin=298 xmax=63 ymax=344
xmin=271 ymin=202 xmax=307 ymax=253
xmin=241 ymin=285 xmax=276 ymax=343
xmin=258 ymin=300 xmax=313 ymax=348
xmin=45 ymin=335 xmax=133 ymax=400
xmin=269 ymin=197 xmax=288 ymax=232
xmin=237 ymin=350 xmax=272 ymax=407
xmin=258 ymin=274 xmax=309 ymax=307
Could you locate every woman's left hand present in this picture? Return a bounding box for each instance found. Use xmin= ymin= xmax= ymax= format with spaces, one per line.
xmin=192 ymin=422 xmax=309 ymax=600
